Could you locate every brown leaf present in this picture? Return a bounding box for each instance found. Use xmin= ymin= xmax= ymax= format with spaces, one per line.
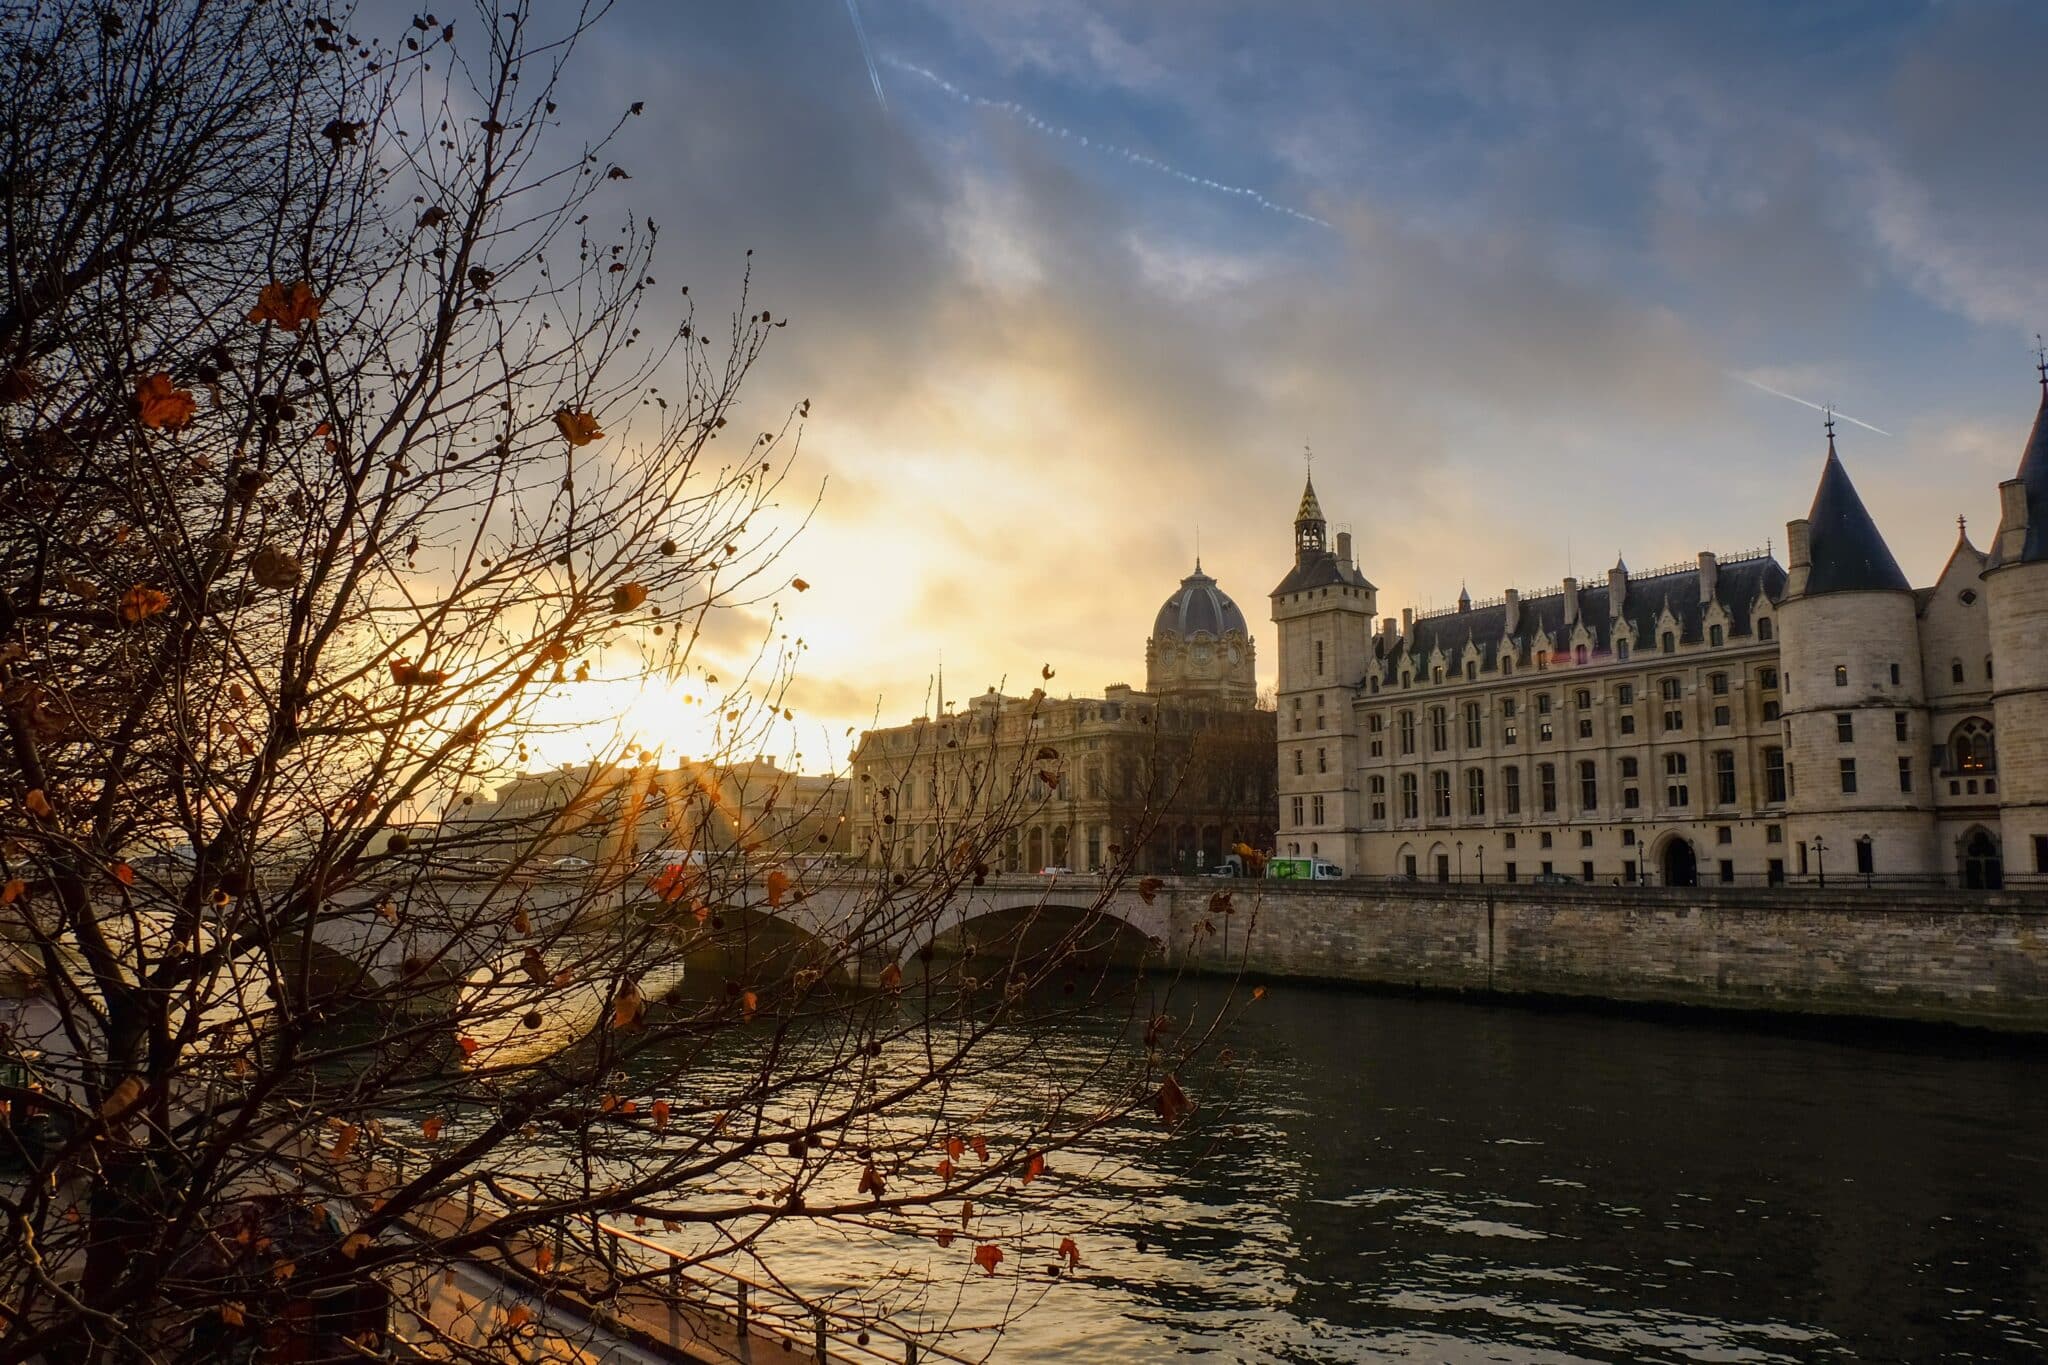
xmin=1058 ymin=1236 xmax=1082 ymax=1269
xmin=329 ymin=1123 xmax=359 ymax=1159
xmin=878 ymin=961 xmax=903 ymax=992
xmin=421 ymin=1117 xmax=444 ymax=1141
xmin=553 ymin=409 xmax=603 ymax=446
xmin=651 ymin=1099 xmax=671 ymax=1130
xmin=389 ymin=658 xmax=449 ymax=687
xmin=613 ymin=980 xmax=645 ymax=1031
xmin=973 ymin=1243 xmax=1003 ymax=1276
xmin=339 ymin=1231 xmax=371 ymax=1258
xmin=0 ymin=879 xmax=23 ymax=904
xmin=1023 ymin=1152 xmax=1045 ymax=1184
xmin=1153 ymin=1074 xmax=1194 ymax=1128
xmin=1136 ymin=877 xmax=1163 ymax=905
xmin=858 ymin=1164 xmax=886 ymax=1198
xmin=959 ymin=1199 xmax=973 ymax=1230
xmin=609 ymin=582 xmax=648 ymax=613
xmin=246 ymin=280 xmax=322 ymax=331
xmin=134 ymin=373 xmax=196 ymax=430
xmin=1209 ymin=889 xmax=1234 ymax=915
xmin=112 ymin=863 xmax=135 ymax=887
xmin=740 ymin=990 xmax=757 ymax=1019
xmin=935 ymin=1158 xmax=954 ymax=1181
xmin=249 ymin=545 xmax=302 ymax=590
xmin=970 ymin=1135 xmax=988 ymax=1162
xmin=219 ymin=1302 xmax=246 ymax=1327
xmin=457 ymin=1036 xmax=480 ymax=1060
xmin=765 ymin=868 xmax=792 ymax=907
xmin=935 ymin=1229 xmax=955 ymax=1248
xmin=505 ymin=1303 xmax=534 ymax=1329
xmin=534 ymin=1246 xmax=555 ymax=1274
xmin=1041 ymin=664 xmax=1054 ymax=680
xmin=120 ymin=584 xmax=171 ymax=623
xmin=946 ymin=1136 xmax=964 ymax=1162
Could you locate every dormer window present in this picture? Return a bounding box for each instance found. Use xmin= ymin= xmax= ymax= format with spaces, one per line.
xmin=1574 ymin=645 xmax=1588 ymax=664
xmin=1661 ymin=631 xmax=1676 ymax=653
xmin=1616 ymin=639 xmax=1631 ymax=662
xmin=1757 ymin=616 xmax=1774 ymax=642
xmin=1708 ymin=624 xmax=1724 ymax=647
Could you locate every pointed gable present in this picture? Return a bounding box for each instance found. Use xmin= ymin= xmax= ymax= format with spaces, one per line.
xmin=1803 ymin=437 xmax=1910 ymax=595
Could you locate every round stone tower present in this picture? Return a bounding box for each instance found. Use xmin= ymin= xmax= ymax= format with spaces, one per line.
xmin=1776 ymin=423 xmax=1934 ymax=880
xmin=1982 ymin=364 xmax=2048 ymax=884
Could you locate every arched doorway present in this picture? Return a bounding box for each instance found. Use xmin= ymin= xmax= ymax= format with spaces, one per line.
xmin=1960 ymin=828 xmax=2003 ymax=890
xmin=1660 ymin=836 xmax=1698 ymax=888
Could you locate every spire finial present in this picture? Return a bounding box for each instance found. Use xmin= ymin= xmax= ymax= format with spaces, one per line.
xmin=1959 ymin=513 xmax=1969 ymax=538
xmin=1824 ymin=405 xmax=1837 ymax=443
xmin=2036 ymin=333 xmax=2046 ymax=390
xmin=1194 ymin=523 xmax=1202 ymax=574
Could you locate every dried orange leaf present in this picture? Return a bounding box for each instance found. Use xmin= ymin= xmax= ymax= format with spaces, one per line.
xmin=1137 ymin=877 xmax=1163 ymax=904
xmin=740 ymin=990 xmax=758 ymax=1019
xmin=421 ymin=1117 xmax=444 ymax=1141
xmin=339 ymin=1231 xmax=371 ymax=1258
xmin=945 ymin=1136 xmax=964 ymax=1162
xmin=120 ymin=584 xmax=171 ymax=623
xmin=877 ymin=961 xmax=902 ymax=992
xmin=246 ymin=279 xmax=322 ymax=331
xmin=505 ymin=1304 xmax=533 ymax=1329
xmin=134 ymin=373 xmax=196 ymax=430
xmin=765 ymin=868 xmax=792 ymax=907
xmin=1057 ymin=1236 xmax=1082 ymax=1269
xmin=651 ymin=1099 xmax=671 ymax=1130
xmin=1023 ymin=1152 xmax=1045 ymax=1184
xmin=973 ymin=1243 xmax=1003 ymax=1276
xmin=791 ymin=577 xmax=809 ymax=591
xmin=219 ymin=1301 xmax=246 ymax=1326
xmin=970 ymin=1135 xmax=988 ymax=1162
xmin=609 ymin=582 xmax=647 ymax=613
xmin=457 ymin=1036 xmax=480 ymax=1060
xmin=1153 ymin=1074 xmax=1194 ymax=1128
xmin=858 ymin=1163 xmax=886 ymax=1198
xmin=389 ymin=658 xmax=449 ymax=687
xmin=329 ymin=1123 xmax=359 ymax=1159
xmin=1 ymin=879 xmax=25 ymax=904
xmin=534 ymin=1246 xmax=555 ymax=1274
xmin=111 ymin=862 xmax=135 ymax=887
xmin=552 ymin=409 xmax=603 ymax=446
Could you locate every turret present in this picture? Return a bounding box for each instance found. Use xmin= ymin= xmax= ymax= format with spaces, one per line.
xmin=1982 ymin=359 xmax=2048 ymax=883
xmin=1775 ymin=419 xmax=1932 ymax=879
xmin=1271 ymin=467 xmax=1377 ymax=872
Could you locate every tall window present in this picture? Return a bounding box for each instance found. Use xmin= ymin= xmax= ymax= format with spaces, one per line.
xmin=1757 ymin=617 xmax=1773 ymax=641
xmin=1539 ymin=762 xmax=1558 ymax=813
xmin=1400 ymin=773 xmax=1419 ymax=820
xmin=1293 ymin=749 xmax=1303 ymax=776
xmin=1713 ymin=750 xmax=1737 ymax=806
xmin=1952 ymin=658 xmax=1965 ymax=685
xmin=1429 ymin=706 xmax=1448 ymax=752
xmin=1662 ymin=631 xmax=1676 ymax=653
xmin=1617 ymin=638 xmax=1631 ymax=661
xmin=1399 ymin=710 xmax=1416 ymax=756
xmin=1839 ymin=757 xmax=1858 ymax=794
xmin=1432 ymin=770 xmax=1452 ymax=819
xmin=1315 ymin=639 xmax=1326 ymax=676
xmin=1949 ymin=717 xmax=1996 ymax=773
xmin=1856 ymin=837 xmax=1874 ymax=875
xmin=1578 ymin=760 xmax=1598 ymax=812
xmin=1504 ymin=765 xmax=1522 ymax=814
xmin=1895 ymin=711 xmax=1908 ymax=741
xmin=1835 ymin=664 xmax=1848 ymax=687
xmin=1575 ymin=688 xmax=1592 ymax=710
xmin=1710 ymin=673 xmax=1728 ymax=696
xmin=1835 ymin=712 xmax=1854 ymax=742
xmin=1898 ymin=756 xmax=1913 ymax=793
xmin=1317 ymin=747 xmax=1327 ymax=774
xmin=1311 ymin=794 xmax=1325 ymax=824
xmin=1464 ymin=702 xmax=1483 ymax=748
xmin=1290 ymin=796 xmax=1304 ymax=825
xmin=1466 ymin=767 xmax=1486 ymax=816
xmin=1709 ymin=624 xmax=1724 ymax=646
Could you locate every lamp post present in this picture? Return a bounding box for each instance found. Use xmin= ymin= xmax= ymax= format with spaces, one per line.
xmin=1456 ymin=839 xmax=1464 ymax=883
xmin=1811 ymin=835 xmax=1828 ymax=889
xmin=1477 ymin=845 xmax=1486 ymax=884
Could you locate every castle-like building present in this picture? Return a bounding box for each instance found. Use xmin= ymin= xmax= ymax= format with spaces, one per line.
xmin=849 ymin=565 xmax=1275 ymax=875
xmin=1274 ymin=374 xmax=2048 ymax=889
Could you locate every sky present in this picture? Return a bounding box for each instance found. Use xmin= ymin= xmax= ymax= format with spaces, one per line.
xmin=530 ymin=0 xmax=2047 ymax=771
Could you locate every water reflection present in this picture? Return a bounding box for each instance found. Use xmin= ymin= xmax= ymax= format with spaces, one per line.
xmin=515 ymin=982 xmax=2048 ymax=1362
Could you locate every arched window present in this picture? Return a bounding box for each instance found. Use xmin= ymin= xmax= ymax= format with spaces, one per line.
xmin=1949 ymin=718 xmax=1996 ymax=774
xmin=1757 ymin=617 xmax=1773 ymax=642
xmin=1709 ymin=624 xmax=1724 ymax=647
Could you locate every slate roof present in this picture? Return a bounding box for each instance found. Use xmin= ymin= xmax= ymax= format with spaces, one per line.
xmin=1802 ymin=436 xmax=1910 ymax=594
xmin=1271 ymin=549 xmax=1374 ymax=598
xmin=1153 ymin=565 xmax=1250 ymax=638
xmin=1987 ymin=379 xmax=2048 ymax=570
xmin=1366 ymin=555 xmax=1786 ymax=686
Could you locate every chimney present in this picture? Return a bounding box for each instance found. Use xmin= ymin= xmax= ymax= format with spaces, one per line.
xmin=1380 ymin=615 xmax=1397 ymax=644
xmin=1401 ymin=606 xmax=1414 ymax=636
xmin=1503 ymin=588 xmax=1520 ymax=634
xmin=1562 ymin=577 xmax=1579 ymax=626
xmin=1786 ymin=519 xmax=1812 ymax=596
xmin=1336 ymin=531 xmax=1353 ymax=569
xmin=1607 ymin=564 xmax=1627 ymax=615
xmin=1697 ymin=551 xmax=1718 ymax=605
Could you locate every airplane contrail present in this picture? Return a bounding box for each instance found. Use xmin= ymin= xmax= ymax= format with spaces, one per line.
xmin=844 ymin=0 xmax=886 ymax=112
xmin=1727 ymin=371 xmax=1891 ymax=437
xmin=881 ymin=55 xmax=1332 ymax=230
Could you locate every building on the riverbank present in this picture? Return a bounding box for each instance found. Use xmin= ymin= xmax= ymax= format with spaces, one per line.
xmin=847 ymin=566 xmax=1277 ymax=875
xmin=459 ymin=757 xmax=849 ymax=865
xmin=1275 ymin=372 xmax=2048 ymax=889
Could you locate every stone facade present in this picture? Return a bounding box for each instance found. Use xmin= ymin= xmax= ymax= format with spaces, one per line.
xmin=1275 ymin=378 xmax=2048 ymax=888
xmin=848 ymin=568 xmax=1276 ymax=875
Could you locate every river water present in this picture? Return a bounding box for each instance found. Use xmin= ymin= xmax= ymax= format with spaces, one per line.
xmin=528 ymin=981 xmax=2048 ymax=1363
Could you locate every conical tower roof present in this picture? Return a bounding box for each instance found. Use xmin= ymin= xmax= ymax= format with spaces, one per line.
xmin=1987 ymin=370 xmax=2048 ymax=568
xmin=1803 ymin=431 xmax=1909 ymax=595
xmin=1296 ymin=473 xmax=1324 ymax=525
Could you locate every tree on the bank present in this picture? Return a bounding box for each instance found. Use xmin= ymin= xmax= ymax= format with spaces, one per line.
xmin=0 ymin=3 xmax=1237 ymax=1361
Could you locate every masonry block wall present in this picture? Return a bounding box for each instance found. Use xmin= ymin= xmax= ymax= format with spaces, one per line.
xmin=1168 ymin=883 xmax=2048 ymax=1031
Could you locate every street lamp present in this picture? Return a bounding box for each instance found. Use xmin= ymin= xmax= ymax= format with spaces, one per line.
xmin=1456 ymin=839 xmax=1464 ymax=883
xmin=1477 ymin=845 xmax=1486 ymax=883
xmin=1811 ymin=835 xmax=1828 ymax=889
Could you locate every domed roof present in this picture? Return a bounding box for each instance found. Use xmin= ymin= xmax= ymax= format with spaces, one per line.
xmin=1154 ymin=563 xmax=1248 ymax=638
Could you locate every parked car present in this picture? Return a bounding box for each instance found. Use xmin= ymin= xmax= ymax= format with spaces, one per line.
xmin=1531 ymin=871 xmax=1579 ymax=885
xmin=548 ymin=855 xmax=593 ymax=870
xmin=1038 ymin=865 xmax=1073 ymax=875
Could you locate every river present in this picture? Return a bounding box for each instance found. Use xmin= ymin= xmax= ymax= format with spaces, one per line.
xmin=523 ymin=980 xmax=2048 ymax=1362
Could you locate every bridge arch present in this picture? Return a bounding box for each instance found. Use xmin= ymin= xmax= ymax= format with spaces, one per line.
xmin=898 ymin=895 xmax=1163 ymax=976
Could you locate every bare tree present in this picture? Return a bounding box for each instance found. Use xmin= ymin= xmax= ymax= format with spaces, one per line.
xmin=0 ymin=3 xmax=1229 ymax=1361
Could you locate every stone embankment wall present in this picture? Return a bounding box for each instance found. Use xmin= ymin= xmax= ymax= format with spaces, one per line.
xmin=1165 ymin=882 xmax=2048 ymax=1031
